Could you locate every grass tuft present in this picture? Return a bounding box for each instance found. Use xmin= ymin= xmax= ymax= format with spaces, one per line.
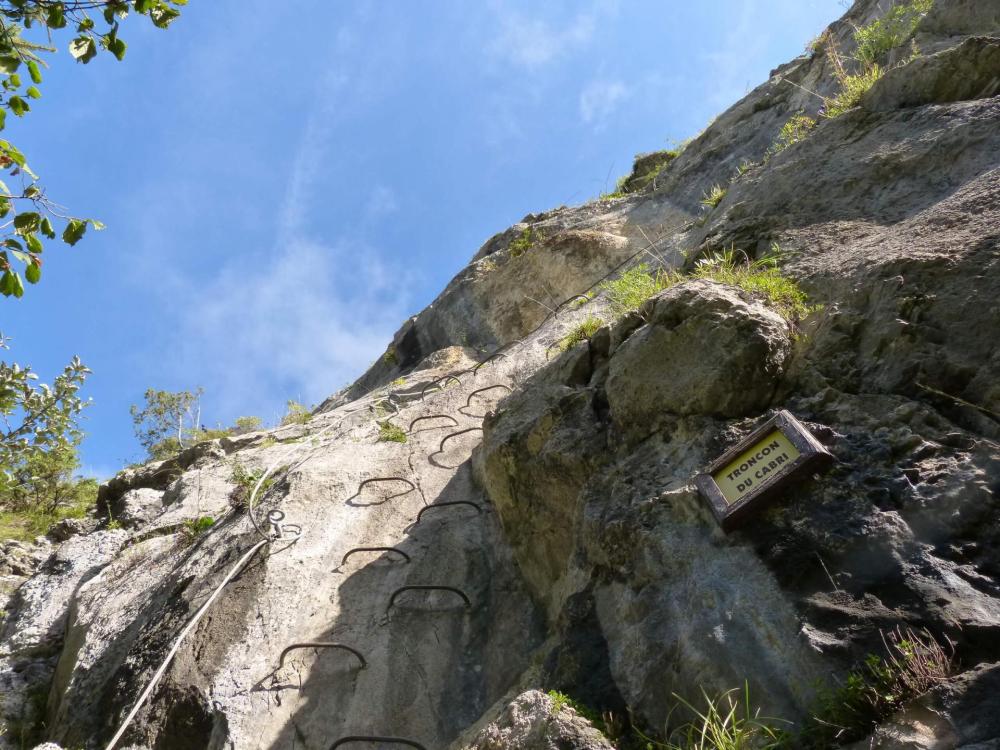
xmin=600 ymin=246 xmax=813 ymax=323
xmin=599 ymin=263 xmax=681 ymax=318
xmin=771 ymin=113 xmax=817 ymax=153
xmin=700 ymin=184 xmax=727 ymax=209
xmin=823 ymin=64 xmax=884 ymax=117
xmin=557 ymin=316 xmax=604 ymax=352
xmin=638 ymin=684 xmax=788 ymax=750
xmin=854 ymin=0 xmax=932 ymax=66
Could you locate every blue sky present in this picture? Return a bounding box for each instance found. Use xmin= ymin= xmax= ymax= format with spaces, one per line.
xmin=3 ymin=0 xmax=844 ymax=476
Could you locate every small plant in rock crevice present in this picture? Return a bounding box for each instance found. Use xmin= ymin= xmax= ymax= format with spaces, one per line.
xmin=557 ymin=316 xmax=604 ymax=353
xmin=280 ymin=400 xmax=313 ymax=426
xmin=229 ymin=460 xmax=276 ymax=510
xmin=796 ymin=626 xmax=955 ymax=748
xmin=180 ymin=515 xmax=214 ymax=544
xmin=600 ymin=263 xmax=679 ymax=318
xmin=378 ymin=421 xmax=407 ymax=443
xmin=509 ymin=226 xmax=538 ymax=257
xmin=701 ymin=184 xmax=727 ymax=209
xmin=853 ymin=0 xmax=932 ymax=66
xmin=598 ymin=245 xmax=813 ymax=324
xmin=771 ymin=113 xmax=817 ymax=154
xmin=637 ymin=684 xmax=789 ymax=750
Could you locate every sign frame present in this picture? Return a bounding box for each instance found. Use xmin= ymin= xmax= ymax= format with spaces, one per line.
xmin=695 ymin=410 xmax=832 ymax=532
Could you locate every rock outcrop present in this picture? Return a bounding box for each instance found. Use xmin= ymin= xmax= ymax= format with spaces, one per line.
xmin=2 ymin=0 xmax=999 ymax=748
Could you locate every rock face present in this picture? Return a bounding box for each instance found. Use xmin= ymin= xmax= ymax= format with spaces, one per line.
xmin=605 ymin=280 xmax=792 ymax=426
xmin=462 ymin=691 xmax=614 ymax=750
xmin=2 ymin=0 xmax=1000 ymax=748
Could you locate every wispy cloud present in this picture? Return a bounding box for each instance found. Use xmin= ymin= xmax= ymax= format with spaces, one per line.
xmin=579 ymin=78 xmax=630 ymax=128
xmin=487 ymin=1 xmax=618 ymax=69
xmin=175 ymin=235 xmax=412 ymax=416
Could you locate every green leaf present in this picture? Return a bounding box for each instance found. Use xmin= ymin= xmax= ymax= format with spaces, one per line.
xmin=62 ymin=219 xmax=87 ymax=246
xmin=0 ymin=270 xmax=15 ymax=296
xmin=69 ymin=37 xmax=98 ymax=63
xmin=25 ymin=86 xmax=41 ymax=99
xmin=25 ymin=233 xmax=42 ymax=254
xmin=134 ymin=0 xmax=153 ymax=11
xmin=47 ymin=4 xmax=67 ymax=29
xmin=9 ymin=74 xmax=20 ymax=88
xmin=2 ymin=270 xmax=25 ymax=297
xmin=25 ymin=261 xmax=40 ymax=284
xmin=7 ymin=97 xmax=28 ymax=117
xmin=0 ymin=198 xmax=11 ymax=218
xmin=77 ymin=18 xmax=95 ymax=32
xmin=2 ymin=239 xmax=21 ymax=251
xmin=0 ymin=56 xmax=21 ymax=74
xmin=13 ymin=212 xmax=40 ymax=234
xmin=40 ymin=216 xmax=55 ymax=239
xmin=89 ymin=219 xmax=106 ymax=230
xmin=27 ymin=61 xmax=42 ymax=84
xmin=150 ymin=5 xmax=180 ymax=28
xmin=0 ymin=140 xmax=27 ymax=167
xmin=9 ymin=249 xmax=28 ymax=263
xmin=0 ymin=108 xmax=6 ymax=131
xmin=107 ymin=37 xmax=127 ymax=60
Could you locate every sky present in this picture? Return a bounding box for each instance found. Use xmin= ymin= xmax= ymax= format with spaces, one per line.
xmin=2 ymin=0 xmax=845 ymax=477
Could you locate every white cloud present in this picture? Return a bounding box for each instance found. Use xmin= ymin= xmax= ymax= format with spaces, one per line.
xmin=579 ymin=78 xmax=630 ymax=127
xmin=365 ymin=185 xmax=399 ymax=219
xmin=175 ymin=235 xmax=412 ymax=417
xmin=487 ymin=1 xmax=618 ymax=69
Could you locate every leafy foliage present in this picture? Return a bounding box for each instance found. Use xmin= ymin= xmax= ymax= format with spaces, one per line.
xmin=228 ymin=460 xmax=277 ymax=509
xmin=0 ymin=336 xmax=91 ymax=520
xmin=377 ymin=421 xmax=407 ymax=443
xmin=0 ymin=0 xmax=185 ymax=297
xmin=232 ymin=415 xmax=263 ymax=434
xmin=130 ymin=387 xmax=202 ymax=459
xmin=771 ymin=113 xmax=817 ymax=153
xmin=854 ymin=0 xmax=932 ymax=65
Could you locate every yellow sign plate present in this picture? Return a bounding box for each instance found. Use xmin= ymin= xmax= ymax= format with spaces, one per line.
xmin=712 ymin=429 xmax=802 ymax=506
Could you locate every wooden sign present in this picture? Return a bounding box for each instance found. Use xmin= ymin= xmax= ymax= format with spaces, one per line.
xmin=695 ymin=410 xmax=832 ymax=531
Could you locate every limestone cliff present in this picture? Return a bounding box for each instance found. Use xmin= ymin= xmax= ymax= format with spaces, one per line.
xmin=2 ymin=1 xmax=999 ymax=748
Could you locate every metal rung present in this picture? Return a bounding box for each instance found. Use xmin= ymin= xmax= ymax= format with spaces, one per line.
xmin=472 ymin=349 xmax=509 ymax=374
xmin=278 ymin=642 xmax=367 ymax=670
xmin=388 ymin=585 xmax=471 ymax=610
xmin=341 ymin=547 xmax=411 ymax=565
xmin=354 ymin=477 xmax=416 ymax=502
xmin=437 ymin=427 xmax=483 ymax=453
xmin=407 ymin=414 xmax=459 ymax=433
xmin=420 ymin=374 xmax=461 ymax=401
xmin=465 ymin=384 xmax=511 ymax=407
xmin=329 ymin=738 xmax=426 ymax=750
xmin=415 ymin=502 xmax=482 ymax=525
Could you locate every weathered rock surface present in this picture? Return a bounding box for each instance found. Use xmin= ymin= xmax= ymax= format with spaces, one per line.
xmin=2 ymin=0 xmax=999 ymax=747
xmin=606 ymin=280 xmax=792 ymax=428
xmin=462 ymin=690 xmax=614 ymax=750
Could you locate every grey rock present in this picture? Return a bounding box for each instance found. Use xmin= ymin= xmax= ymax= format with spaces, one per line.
xmin=114 ymin=488 xmax=166 ymax=529
xmin=46 ymin=517 xmax=97 ymax=542
xmin=606 ymin=280 xmax=791 ymax=429
xmin=462 ymin=690 xmax=614 ymax=750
